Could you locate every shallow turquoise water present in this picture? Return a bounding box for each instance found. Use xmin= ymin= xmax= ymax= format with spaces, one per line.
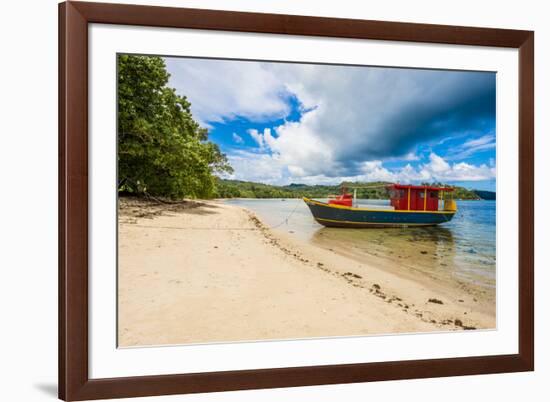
xmin=224 ymin=198 xmax=496 ymax=287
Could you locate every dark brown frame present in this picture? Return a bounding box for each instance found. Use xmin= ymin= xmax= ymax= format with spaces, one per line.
xmin=59 ymin=1 xmax=534 ymax=400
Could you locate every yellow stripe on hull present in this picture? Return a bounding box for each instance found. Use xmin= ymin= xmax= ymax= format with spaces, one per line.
xmin=314 ymin=217 xmax=437 ymax=227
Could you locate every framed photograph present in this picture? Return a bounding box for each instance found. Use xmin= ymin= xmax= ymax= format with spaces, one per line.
xmin=59 ymin=1 xmax=534 ymax=400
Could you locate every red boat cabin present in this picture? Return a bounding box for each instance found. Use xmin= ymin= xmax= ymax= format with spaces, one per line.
xmin=388 ymin=184 xmax=454 ymax=211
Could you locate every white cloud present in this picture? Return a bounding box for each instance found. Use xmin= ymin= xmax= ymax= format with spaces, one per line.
xmin=223 ymin=150 xmax=286 ymax=185
xmin=232 ymin=133 xmax=244 ymax=144
xmin=349 ymin=154 xmax=495 ymax=184
xmin=415 ymin=153 xmax=495 ymax=182
xmin=463 ymin=135 xmax=494 ymax=148
xmin=243 ymin=113 xmax=336 ymax=178
xmin=223 ymin=151 xmax=494 ymax=186
xmin=425 ymin=153 xmax=450 ymax=173
xmin=404 ymin=152 xmax=420 ymax=161
xmin=358 ymin=161 xmax=397 ymax=182
xmin=165 ymin=58 xmax=290 ymax=126
xmin=246 ymin=129 xmax=265 ymax=148
xmin=164 ymin=57 xmax=495 ymax=184
xmin=271 ymin=110 xmax=335 ymax=177
xmin=264 ymin=62 xmax=494 ymax=168
xmin=448 ymin=134 xmax=496 ymax=160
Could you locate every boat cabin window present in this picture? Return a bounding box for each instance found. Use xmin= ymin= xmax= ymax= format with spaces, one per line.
xmin=389 ymin=188 xmax=407 ymax=210
xmin=390 ymin=189 xmax=405 ymax=199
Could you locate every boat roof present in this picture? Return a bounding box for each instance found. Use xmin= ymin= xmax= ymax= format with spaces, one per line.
xmin=388 ymin=184 xmax=455 ymax=192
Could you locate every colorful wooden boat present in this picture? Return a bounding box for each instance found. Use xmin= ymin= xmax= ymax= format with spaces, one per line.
xmin=303 ymin=184 xmax=457 ymax=228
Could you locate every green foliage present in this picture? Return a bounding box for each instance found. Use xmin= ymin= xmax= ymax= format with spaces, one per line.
xmin=117 ymin=55 xmax=232 ymax=199
xmin=214 ymin=180 xmax=392 ymax=199
xmin=453 ymin=187 xmax=481 ymax=200
xmin=215 ymin=179 xmax=486 ymax=200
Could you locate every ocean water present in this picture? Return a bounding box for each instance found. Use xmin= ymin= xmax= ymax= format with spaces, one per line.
xmin=224 ymin=198 xmax=496 ymax=287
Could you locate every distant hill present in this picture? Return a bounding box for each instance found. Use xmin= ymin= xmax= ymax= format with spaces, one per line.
xmin=214 ymin=178 xmax=485 ymax=200
xmin=473 ymin=190 xmax=496 ymax=200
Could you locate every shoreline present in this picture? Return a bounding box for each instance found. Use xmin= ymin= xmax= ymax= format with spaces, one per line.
xmin=246 ymin=207 xmax=495 ymax=329
xmin=118 ymin=197 xmax=495 ymax=347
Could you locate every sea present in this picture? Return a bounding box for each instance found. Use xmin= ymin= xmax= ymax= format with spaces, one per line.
xmin=224 ymin=198 xmax=496 ymax=288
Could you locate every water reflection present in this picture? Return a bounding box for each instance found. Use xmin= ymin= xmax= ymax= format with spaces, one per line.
xmin=312 ymin=225 xmax=455 ymax=272
xmin=225 ymin=198 xmax=496 ymax=287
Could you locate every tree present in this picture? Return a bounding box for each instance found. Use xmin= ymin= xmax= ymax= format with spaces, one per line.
xmin=117 ymin=55 xmax=232 ymax=199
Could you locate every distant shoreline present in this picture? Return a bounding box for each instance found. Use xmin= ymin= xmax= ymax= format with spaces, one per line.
xmin=214 ymin=179 xmax=495 ymax=200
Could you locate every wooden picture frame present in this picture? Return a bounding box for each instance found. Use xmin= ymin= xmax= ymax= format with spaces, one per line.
xmin=59 ymin=1 xmax=534 ymax=400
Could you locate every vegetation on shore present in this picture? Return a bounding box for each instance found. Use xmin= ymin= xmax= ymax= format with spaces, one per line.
xmin=214 ymin=179 xmax=494 ymax=200
xmin=117 ymin=55 xmax=232 ymax=199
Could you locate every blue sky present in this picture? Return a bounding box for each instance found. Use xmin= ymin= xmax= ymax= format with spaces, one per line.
xmin=165 ymin=57 xmax=496 ymax=191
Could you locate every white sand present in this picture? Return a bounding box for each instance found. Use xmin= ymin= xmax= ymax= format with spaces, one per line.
xmin=118 ymin=198 xmax=495 ymax=347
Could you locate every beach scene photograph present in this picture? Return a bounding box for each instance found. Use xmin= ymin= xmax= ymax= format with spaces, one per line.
xmin=117 ymin=54 xmax=497 ymax=347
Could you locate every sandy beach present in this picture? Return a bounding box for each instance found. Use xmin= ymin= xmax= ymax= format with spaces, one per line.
xmin=118 ymin=197 xmax=495 ymax=347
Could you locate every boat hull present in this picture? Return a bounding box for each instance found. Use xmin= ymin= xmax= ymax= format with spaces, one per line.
xmin=303 ymin=198 xmax=455 ymax=228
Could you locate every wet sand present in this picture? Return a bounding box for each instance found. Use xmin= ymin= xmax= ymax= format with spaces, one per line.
xmin=118 ymin=197 xmax=495 ymax=347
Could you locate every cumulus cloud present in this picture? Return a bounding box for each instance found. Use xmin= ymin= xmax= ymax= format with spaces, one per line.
xmin=232 ymin=133 xmax=244 ymax=144
xmin=164 ymin=57 xmax=496 ymax=185
xmin=165 ymin=58 xmax=290 ymax=126
xmin=418 ymin=153 xmax=495 ymax=181
xmin=404 ymin=152 xmax=421 ymax=161
xmin=222 ymin=151 xmax=495 ymax=185
xmin=267 ymin=63 xmax=495 ymax=166
xmin=246 ymin=128 xmax=269 ymax=149
xmin=362 ymin=153 xmax=494 ymax=183
xmin=354 ymin=154 xmax=496 ymax=184
xmin=223 ymin=150 xmax=286 ymax=185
